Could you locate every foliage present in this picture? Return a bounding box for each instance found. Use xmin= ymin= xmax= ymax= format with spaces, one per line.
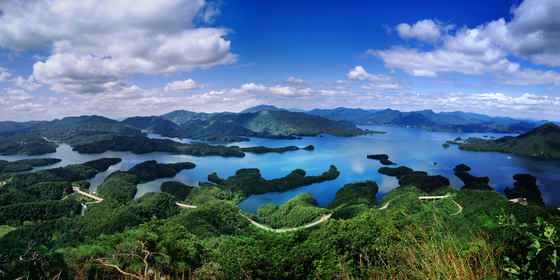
xmin=1 ymin=198 xmax=81 ymax=226
xmin=367 ymin=154 xmax=396 ymax=165
xmin=121 ymin=116 xmax=179 ymax=134
xmin=455 ymin=171 xmax=494 ymax=191
xmin=96 ymin=171 xmax=139 ymax=204
xmin=182 ymin=183 xmax=246 ymax=205
xmin=379 ymin=166 xmax=451 ymax=193
xmin=0 ymin=157 xmax=121 ymax=190
xmin=160 ymin=181 xmax=194 ymax=201
xmin=125 ymin=160 xmax=195 ymax=182
xmin=256 ymin=193 xmax=330 ymax=228
xmin=504 ymin=174 xmax=545 ymax=207
xmin=240 ymin=145 xmax=300 ymax=154
xmin=0 ymin=158 xmax=61 ymax=174
xmin=208 ymin=165 xmax=340 ymax=196
xmin=72 ymin=135 xmax=247 ymax=157
xmin=499 ymin=214 xmax=560 ymax=279
xmin=327 ymin=180 xmax=379 ymax=219
xmin=40 ymin=121 xmax=145 ymax=147
xmin=166 ymin=199 xmax=251 ymax=238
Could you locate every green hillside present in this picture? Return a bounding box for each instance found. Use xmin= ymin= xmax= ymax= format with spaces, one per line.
xmin=458 ymin=123 xmax=560 ymax=158
xmin=121 ymin=116 xmax=179 ymax=134
xmin=243 ymin=110 xmax=368 ymax=136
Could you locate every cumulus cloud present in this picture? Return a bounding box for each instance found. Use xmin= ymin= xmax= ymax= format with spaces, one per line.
xmin=272 ymin=77 xmax=316 ymax=86
xmin=164 ymin=79 xmax=205 ymax=92
xmin=347 ymin=66 xmax=410 ymax=90
xmin=0 ymin=0 xmax=237 ymax=96
xmin=269 ymin=85 xmax=296 ymax=96
xmin=348 ymin=66 xmax=393 ymax=82
xmin=367 ymin=0 xmax=560 ymax=85
xmin=545 ymin=87 xmax=555 ymax=93
xmin=0 ymin=68 xmax=12 ymax=82
xmin=13 ymin=75 xmax=42 ymax=91
xmin=396 ymin=19 xmax=452 ymax=43
xmin=10 ymin=103 xmax=44 ymax=112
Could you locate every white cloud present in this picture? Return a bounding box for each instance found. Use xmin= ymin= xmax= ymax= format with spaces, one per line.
xmin=269 ymin=85 xmax=296 ymax=96
xmin=285 ymin=77 xmax=304 ymax=83
xmin=5 ymin=89 xmax=34 ymax=101
xmin=396 ymin=19 xmax=448 ymax=43
xmin=545 ymin=87 xmax=555 ymax=93
xmin=0 ymin=68 xmax=12 ymax=82
xmin=382 ymin=24 xmax=392 ymax=35
xmin=164 ymin=79 xmax=204 ymax=92
xmin=13 ymin=75 xmax=42 ymax=91
xmin=0 ymin=0 xmax=237 ymax=96
xmin=360 ymin=83 xmax=412 ymax=91
xmin=242 ymin=83 xmax=269 ymax=92
xmin=11 ymin=103 xmax=44 ymax=112
xmin=368 ymin=0 xmax=560 ymax=84
xmin=348 ymin=66 xmax=393 ymax=82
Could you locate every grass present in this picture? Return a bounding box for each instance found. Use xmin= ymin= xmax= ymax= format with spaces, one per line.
xmin=0 ymin=225 xmax=16 ymax=238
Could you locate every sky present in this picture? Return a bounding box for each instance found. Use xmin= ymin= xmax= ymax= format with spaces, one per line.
xmin=0 ymin=0 xmax=559 ymax=122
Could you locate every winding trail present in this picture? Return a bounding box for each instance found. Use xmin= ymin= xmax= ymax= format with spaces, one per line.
xmin=176 ymin=202 xmax=197 ymax=208
xmin=246 ymin=214 xmax=332 ymax=233
xmin=451 ymin=200 xmax=463 ymax=216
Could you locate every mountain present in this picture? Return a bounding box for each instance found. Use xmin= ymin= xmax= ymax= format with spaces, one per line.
xmin=160 ymin=110 xmax=236 ymax=126
xmin=121 ymin=116 xmax=179 ymax=134
xmin=40 ymin=121 xmax=145 ymax=146
xmin=240 ymin=105 xmax=287 ymax=113
xmin=458 ymin=123 xmax=560 ymax=158
xmin=356 ymin=109 xmax=437 ymax=127
xmin=162 ymin=111 xmax=368 ymax=141
xmin=307 ymin=107 xmax=376 ymax=121
xmin=241 ymin=111 xmax=368 ymax=137
xmin=0 ymin=115 xmax=118 ymax=134
xmin=162 ymin=119 xmax=258 ymax=142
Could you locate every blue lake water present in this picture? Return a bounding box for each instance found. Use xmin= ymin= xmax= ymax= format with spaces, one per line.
xmin=2 ymin=125 xmax=560 ymax=214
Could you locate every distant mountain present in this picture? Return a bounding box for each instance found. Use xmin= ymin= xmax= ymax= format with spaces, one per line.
xmin=121 ymin=116 xmax=179 ymax=134
xmin=242 ymin=111 xmax=368 ymax=137
xmin=357 ymin=109 xmax=439 ymax=127
xmin=0 ymin=115 xmax=118 ymax=134
xmin=307 ymin=107 xmax=376 ymax=121
xmin=160 ymin=110 xmax=236 ymax=126
xmin=458 ymin=123 xmax=560 ymax=158
xmin=241 ymin=105 xmax=287 ymax=113
xmin=161 ymin=110 xmax=369 ymax=141
xmin=40 ymin=122 xmax=145 ymax=146
xmin=162 ymin=119 xmax=258 ymax=142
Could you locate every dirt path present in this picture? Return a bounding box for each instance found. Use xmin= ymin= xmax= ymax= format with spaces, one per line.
xmin=451 ymin=200 xmax=463 ymax=216
xmin=176 ymin=202 xmax=197 ymax=208
xmin=246 ymin=214 xmax=332 ymax=233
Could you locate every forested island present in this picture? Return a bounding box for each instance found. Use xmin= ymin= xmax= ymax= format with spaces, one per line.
xmin=448 ymin=123 xmax=560 ymax=159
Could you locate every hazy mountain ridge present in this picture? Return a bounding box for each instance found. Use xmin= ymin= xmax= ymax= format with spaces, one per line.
xmin=121 ymin=116 xmax=179 ymax=134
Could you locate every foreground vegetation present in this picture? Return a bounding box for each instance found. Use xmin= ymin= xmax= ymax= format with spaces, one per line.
xmin=0 ymin=153 xmax=558 ymax=279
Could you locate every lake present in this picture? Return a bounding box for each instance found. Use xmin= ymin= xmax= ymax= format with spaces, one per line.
xmin=2 ymin=125 xmax=559 ymax=214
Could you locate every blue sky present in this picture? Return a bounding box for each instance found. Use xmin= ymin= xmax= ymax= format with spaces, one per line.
xmin=1 ymin=0 xmax=559 ymax=121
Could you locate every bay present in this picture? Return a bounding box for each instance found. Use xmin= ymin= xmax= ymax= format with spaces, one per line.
xmin=2 ymin=125 xmax=559 ymax=214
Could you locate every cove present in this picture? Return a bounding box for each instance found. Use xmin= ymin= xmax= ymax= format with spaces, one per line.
xmin=2 ymin=125 xmax=559 ymax=214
